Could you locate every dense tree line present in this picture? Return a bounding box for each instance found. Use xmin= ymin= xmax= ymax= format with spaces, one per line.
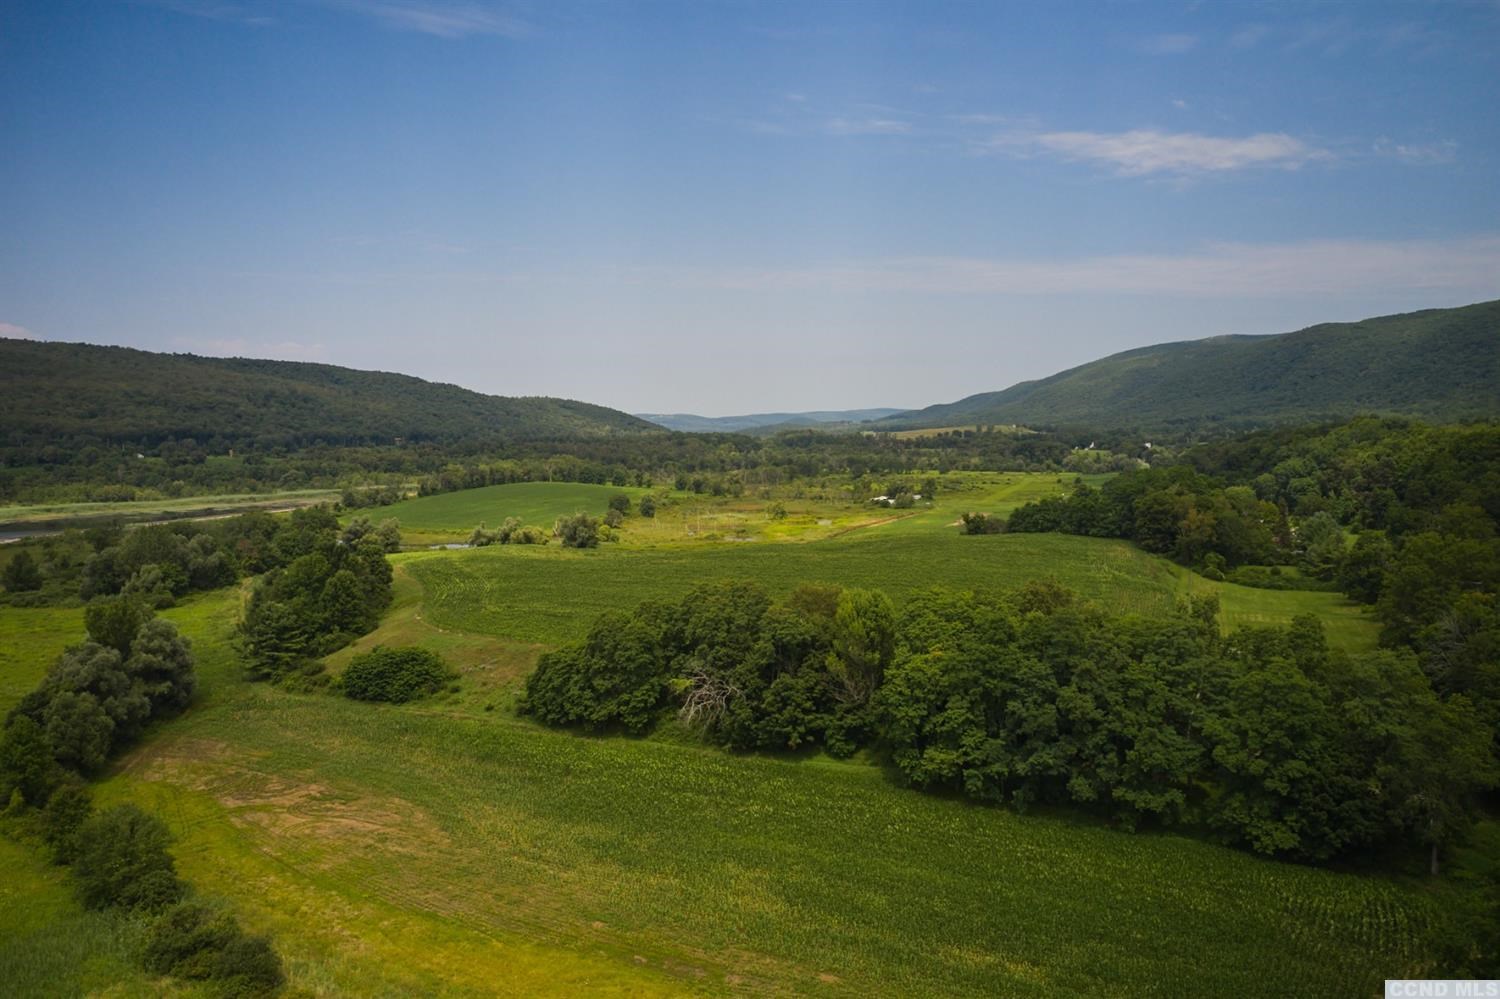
xmin=0 ymin=603 xmax=286 ymax=995
xmin=237 ymin=507 xmax=395 ymax=686
xmin=4 ymin=507 xmax=398 ymax=611
xmin=1002 ymin=420 xmax=1500 ymax=730
xmin=523 ymin=579 xmax=1498 ymax=879
xmin=2 ymin=418 xmax=1083 ymax=505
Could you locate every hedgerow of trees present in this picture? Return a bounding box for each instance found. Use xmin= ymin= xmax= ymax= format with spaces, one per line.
xmin=237 ymin=507 xmax=395 ymax=686
xmin=0 ymin=602 xmax=288 ymax=995
xmin=523 ymin=579 xmax=1498 ymax=874
xmin=1001 ymin=419 xmax=1500 ymax=747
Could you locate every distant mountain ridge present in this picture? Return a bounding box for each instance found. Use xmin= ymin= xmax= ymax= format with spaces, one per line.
xmin=637 ymin=408 xmax=909 ymax=433
xmin=877 ymin=300 xmax=1500 ymax=433
xmin=0 ymin=339 xmax=655 ymax=448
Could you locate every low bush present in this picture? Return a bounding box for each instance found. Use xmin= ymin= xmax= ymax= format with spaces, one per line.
xmin=143 ymin=901 xmax=286 ymax=996
xmin=341 ymin=646 xmax=452 ymax=703
xmin=959 ymin=512 xmax=1004 ymax=535
xmin=40 ymin=778 xmax=93 ymax=864
xmin=72 ymin=804 xmax=184 ymax=912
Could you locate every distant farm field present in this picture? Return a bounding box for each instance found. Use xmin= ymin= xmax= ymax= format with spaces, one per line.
xmin=370 ymin=473 xmax=1112 ymax=547
xmin=403 ymin=529 xmax=1379 ymax=651
xmin=374 ymin=482 xmax=652 ymax=535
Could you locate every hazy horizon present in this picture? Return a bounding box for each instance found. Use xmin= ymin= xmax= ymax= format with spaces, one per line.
xmin=4 ymin=1 xmax=1498 ymax=415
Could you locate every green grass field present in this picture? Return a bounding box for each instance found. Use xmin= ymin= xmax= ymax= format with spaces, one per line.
xmin=403 ymin=529 xmax=1378 ymax=651
xmin=370 ymin=472 xmax=1114 ymax=548
xmin=375 ymin=481 xmax=652 ymax=535
xmin=99 ymin=682 xmax=1441 ymax=997
xmin=0 ymin=479 xmax=1402 ymax=995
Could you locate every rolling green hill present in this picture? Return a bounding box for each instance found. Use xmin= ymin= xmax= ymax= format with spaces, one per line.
xmin=882 ymin=299 xmax=1500 ymax=432
xmin=0 ymin=339 xmax=655 ymax=449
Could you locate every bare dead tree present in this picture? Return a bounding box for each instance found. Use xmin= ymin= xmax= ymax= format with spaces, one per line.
xmin=678 ymin=664 xmax=742 ymax=731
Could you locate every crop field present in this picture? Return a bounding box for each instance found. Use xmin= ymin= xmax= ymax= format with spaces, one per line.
xmin=90 ymin=666 xmax=1440 ymax=997
xmin=403 ymin=529 xmax=1379 ymax=650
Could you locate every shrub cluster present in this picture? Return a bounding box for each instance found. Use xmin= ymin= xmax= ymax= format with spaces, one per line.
xmin=143 ymin=900 xmax=285 ymax=996
xmin=72 ymin=803 xmax=187 ymax=912
xmin=341 ymin=646 xmax=453 ymax=703
xmin=959 ymin=511 xmax=1003 ymax=535
xmin=469 ymin=517 xmax=548 ymax=547
xmin=553 ymin=512 xmax=601 ymax=549
xmin=339 ymin=515 xmax=401 ymax=552
xmin=3 ymin=598 xmax=194 ymax=788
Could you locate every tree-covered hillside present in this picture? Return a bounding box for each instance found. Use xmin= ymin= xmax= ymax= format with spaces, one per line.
xmin=883 ymin=300 xmax=1500 ymax=433
xmin=0 ymin=340 xmax=654 ymax=451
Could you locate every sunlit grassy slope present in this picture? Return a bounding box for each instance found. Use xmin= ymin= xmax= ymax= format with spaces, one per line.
xmin=405 ymin=530 xmax=1378 ymax=651
xmin=101 ymin=681 xmax=1440 ymax=997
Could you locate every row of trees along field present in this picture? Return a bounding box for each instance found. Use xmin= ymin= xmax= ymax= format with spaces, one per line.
xmin=1 ymin=422 xmax=1094 ymax=505
xmin=524 ymin=579 xmax=1491 ymax=862
xmin=4 ymin=505 xmax=398 ymax=695
xmin=999 ymin=419 xmax=1500 ymax=732
xmin=4 ymin=506 xmax=399 ymax=610
xmin=0 ymin=600 xmax=288 ymax=996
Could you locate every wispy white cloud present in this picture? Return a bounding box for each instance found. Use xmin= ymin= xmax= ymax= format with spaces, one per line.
xmin=0 ymin=322 xmax=41 ymax=340
xmin=1138 ymin=33 xmax=1198 ymax=55
xmin=1374 ymin=137 xmax=1458 ymax=165
xmin=176 ymin=338 xmax=328 ymax=361
xmin=620 ymin=235 xmax=1500 ymax=300
xmin=993 ymin=128 xmax=1328 ymax=176
xmin=135 ymin=0 xmax=276 ymax=27
xmin=318 ymin=0 xmax=528 ymax=38
xmin=824 ymin=117 xmax=912 ymax=136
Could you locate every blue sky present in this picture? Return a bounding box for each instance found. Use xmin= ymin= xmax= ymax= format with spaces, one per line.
xmin=3 ymin=1 xmax=1498 ymax=415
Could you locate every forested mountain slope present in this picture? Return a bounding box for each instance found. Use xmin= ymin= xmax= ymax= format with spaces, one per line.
xmin=882 ymin=300 xmax=1500 ymax=433
xmin=0 ymin=339 xmax=654 ymax=449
